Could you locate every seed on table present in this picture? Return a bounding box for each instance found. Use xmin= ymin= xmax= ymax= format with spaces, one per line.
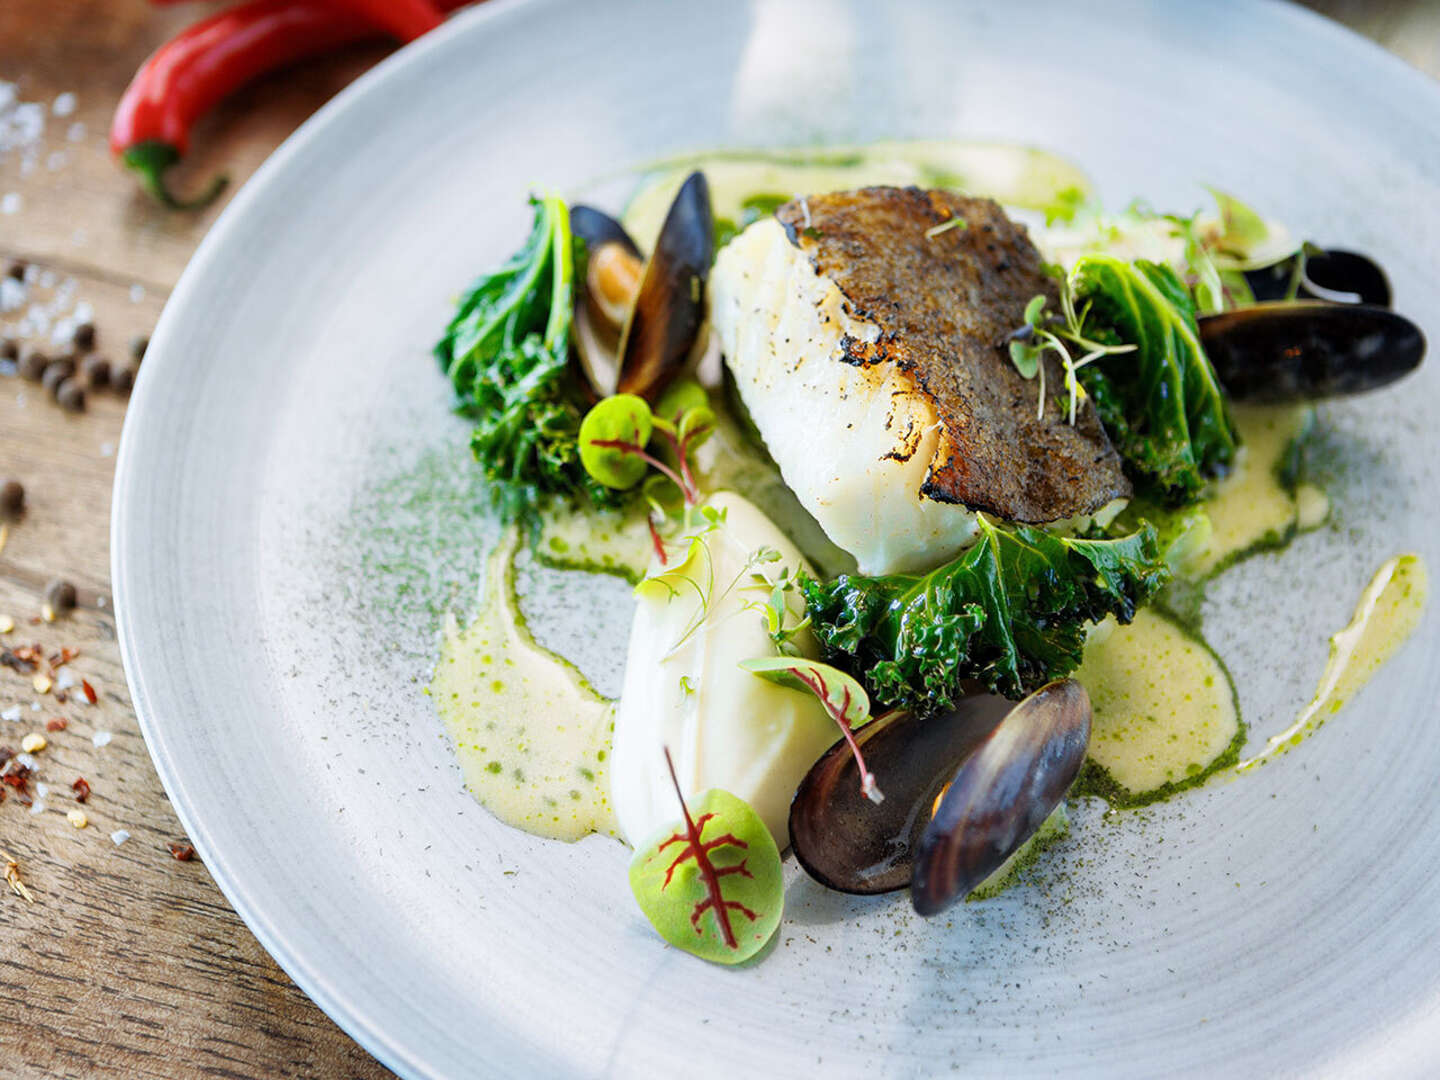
xmin=20 ymin=733 xmax=46 ymax=754
xmin=56 ymin=377 xmax=86 ymax=412
xmin=130 ymin=335 xmax=147 ymax=363
xmin=67 ymin=809 xmax=88 ymax=829
xmin=0 ymin=615 xmax=13 ymax=634
xmin=80 ymin=354 xmax=109 ymax=389
xmin=42 ymin=359 xmax=74 ymax=397
xmin=0 ymin=479 xmax=23 ymax=517
xmin=44 ymin=579 xmax=77 ymax=614
xmin=112 ymin=365 xmax=135 ymax=394
xmin=32 ymin=673 xmax=52 ymax=694
xmin=71 ymin=321 xmax=96 ymax=351
xmin=0 ymin=337 xmax=16 ymax=361
xmin=5 ymin=261 xmax=24 ymax=281
xmin=17 ymin=347 xmax=48 ymax=381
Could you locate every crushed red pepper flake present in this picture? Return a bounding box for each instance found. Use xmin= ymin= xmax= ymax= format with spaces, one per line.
xmin=168 ymin=842 xmax=196 ymax=862
xmin=45 ymin=717 xmax=67 ymax=732
xmin=81 ymin=679 xmax=97 ymax=705
xmin=2 ymin=749 xmax=35 ymax=806
xmin=71 ymin=777 xmax=90 ymax=803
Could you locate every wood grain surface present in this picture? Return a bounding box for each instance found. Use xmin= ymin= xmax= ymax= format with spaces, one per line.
xmin=0 ymin=1 xmax=1431 ymax=1077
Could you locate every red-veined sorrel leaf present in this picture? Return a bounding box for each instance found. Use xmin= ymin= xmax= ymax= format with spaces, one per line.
xmin=628 ymin=751 xmax=782 ymax=965
xmin=739 ymin=656 xmax=884 ymax=804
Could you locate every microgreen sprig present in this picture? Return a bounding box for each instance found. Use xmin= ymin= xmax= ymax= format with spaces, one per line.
xmin=924 ymin=215 xmax=968 ymax=240
xmin=1006 ymin=276 xmax=1137 ymax=425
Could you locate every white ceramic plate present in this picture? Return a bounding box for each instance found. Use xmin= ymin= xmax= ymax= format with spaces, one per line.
xmin=114 ymin=1 xmax=1440 ymax=1076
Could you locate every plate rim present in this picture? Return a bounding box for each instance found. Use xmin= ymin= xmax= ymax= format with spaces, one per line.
xmin=109 ymin=3 xmax=544 ymax=1076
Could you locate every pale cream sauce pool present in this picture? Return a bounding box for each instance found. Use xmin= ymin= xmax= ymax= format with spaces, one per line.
xmin=432 ymin=535 xmax=617 ymax=841
xmin=1075 ymin=610 xmax=1237 ymax=798
xmin=1239 ymin=553 xmax=1428 ymax=770
xmin=1193 ymin=404 xmax=1327 ymax=575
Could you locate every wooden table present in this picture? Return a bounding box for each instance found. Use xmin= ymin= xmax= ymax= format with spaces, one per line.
xmin=0 ymin=1 xmax=1431 ymax=1076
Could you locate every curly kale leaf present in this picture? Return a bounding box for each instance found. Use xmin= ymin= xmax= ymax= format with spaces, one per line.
xmin=434 ymin=193 xmax=610 ymax=522
xmin=799 ymin=517 xmax=1170 ymax=708
xmin=1071 ymin=255 xmax=1239 ymax=506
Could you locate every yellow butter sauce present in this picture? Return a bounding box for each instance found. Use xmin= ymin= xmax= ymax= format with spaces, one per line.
xmin=431 ymin=534 xmax=618 ymax=841
xmin=1074 ymin=610 xmax=1239 ymax=804
xmin=1238 ymin=553 xmax=1428 ymax=771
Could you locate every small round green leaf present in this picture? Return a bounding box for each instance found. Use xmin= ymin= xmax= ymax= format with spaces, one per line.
xmin=578 ymin=394 xmax=653 ymax=489
xmin=1024 ymin=294 xmax=1048 ymax=326
xmin=1009 ymin=340 xmax=1040 ymax=379
xmin=653 ymin=378 xmax=709 ymax=426
xmin=628 ymin=788 xmax=783 ymax=965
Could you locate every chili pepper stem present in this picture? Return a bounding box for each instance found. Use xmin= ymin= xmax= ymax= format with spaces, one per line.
xmin=122 ymin=141 xmax=228 ymax=211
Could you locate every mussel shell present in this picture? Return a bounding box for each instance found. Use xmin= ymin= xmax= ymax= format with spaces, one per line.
xmin=615 ymin=171 xmax=714 ymax=399
xmin=1199 ymin=301 xmax=1425 ymax=403
xmin=569 ymin=206 xmax=642 ymax=401
xmin=910 ymin=679 xmax=1091 ymax=917
xmin=788 ymin=695 xmax=1013 ymax=895
xmin=1243 ymin=249 xmax=1391 ymax=308
xmin=570 ymin=205 xmax=642 ymax=260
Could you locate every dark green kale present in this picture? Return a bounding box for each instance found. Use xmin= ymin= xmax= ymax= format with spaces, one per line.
xmin=799 ymin=517 xmax=1170 ymax=708
xmin=1070 ymin=254 xmax=1239 ymax=505
xmin=434 ymin=193 xmax=610 ymax=522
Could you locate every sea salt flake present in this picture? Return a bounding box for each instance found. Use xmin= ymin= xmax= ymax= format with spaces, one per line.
xmin=1 ymin=705 xmax=20 ymax=722
xmin=52 ymin=92 xmax=76 ymax=118
xmin=1 ymin=193 xmax=20 ymax=215
xmin=29 ymin=800 xmax=45 ymax=816
xmin=128 ymin=283 xmax=146 ymax=303
xmin=67 ymin=121 xmax=86 ymax=143
xmin=92 ymin=730 xmax=113 ymax=748
xmin=0 ymin=277 xmax=24 ymax=312
xmin=110 ymin=829 xmax=130 ymax=846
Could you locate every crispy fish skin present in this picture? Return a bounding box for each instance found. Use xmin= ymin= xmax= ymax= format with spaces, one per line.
xmin=775 ymin=187 xmax=1129 ymax=523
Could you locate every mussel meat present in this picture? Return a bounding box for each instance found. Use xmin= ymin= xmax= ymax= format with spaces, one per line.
xmin=569 ymin=205 xmax=642 ymax=400
xmin=568 ymin=171 xmax=713 ymax=403
xmin=1199 ymin=300 xmax=1425 ymax=404
xmin=788 ymin=680 xmax=1091 ymax=916
xmin=1243 ymin=248 xmax=1391 ymax=308
xmin=911 ymin=679 xmax=1091 ymax=916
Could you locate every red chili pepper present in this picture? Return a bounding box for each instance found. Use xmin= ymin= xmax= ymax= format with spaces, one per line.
xmin=112 ymin=0 xmax=382 ymax=209
xmin=146 ymin=0 xmax=444 ymax=46
xmin=325 ymin=0 xmax=444 ymax=43
xmin=112 ymin=0 xmax=465 ymax=209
